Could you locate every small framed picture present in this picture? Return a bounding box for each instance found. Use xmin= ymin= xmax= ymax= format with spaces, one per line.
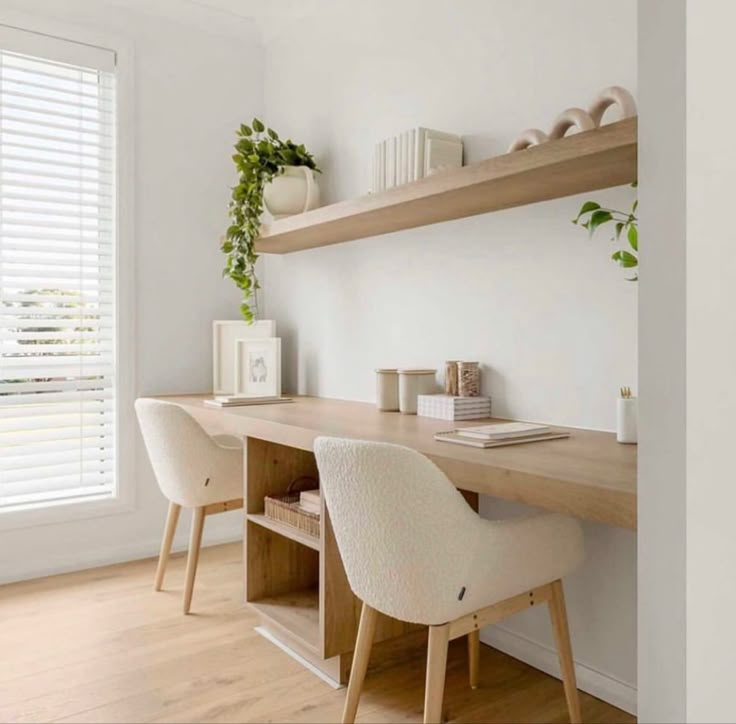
xmin=234 ymin=337 xmax=281 ymax=398
xmin=212 ymin=320 xmax=276 ymax=395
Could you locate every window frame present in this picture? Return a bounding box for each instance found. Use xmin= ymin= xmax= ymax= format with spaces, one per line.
xmin=0 ymin=11 xmax=135 ymax=531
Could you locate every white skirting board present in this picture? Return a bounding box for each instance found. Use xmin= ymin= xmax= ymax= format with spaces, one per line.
xmin=0 ymin=529 xmax=242 ymax=585
xmin=480 ymin=625 xmax=637 ymax=716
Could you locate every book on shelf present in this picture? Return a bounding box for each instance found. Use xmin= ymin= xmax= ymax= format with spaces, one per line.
xmin=456 ymin=422 xmax=551 ymax=440
xmin=204 ymin=396 xmax=293 ymax=408
xmin=298 ymin=489 xmax=321 ymax=516
xmin=435 ymin=429 xmax=570 ymax=449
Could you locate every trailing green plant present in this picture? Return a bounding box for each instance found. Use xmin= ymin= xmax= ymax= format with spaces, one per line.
xmin=222 ymin=118 xmax=320 ymax=321
xmin=572 ymin=182 xmax=638 ymax=281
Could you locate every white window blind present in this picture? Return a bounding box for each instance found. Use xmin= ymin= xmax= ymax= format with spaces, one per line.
xmin=0 ymin=27 xmax=117 ymax=510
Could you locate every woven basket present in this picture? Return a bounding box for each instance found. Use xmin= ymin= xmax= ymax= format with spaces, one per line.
xmin=264 ymin=476 xmax=320 ymax=539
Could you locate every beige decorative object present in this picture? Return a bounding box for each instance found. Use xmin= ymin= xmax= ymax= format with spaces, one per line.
xmin=458 ymin=361 xmax=481 ymax=397
xmin=263 ymin=165 xmax=320 ymax=219
xmin=507 ymin=128 xmax=549 ymax=153
xmin=548 ymin=108 xmax=596 ymax=140
xmin=375 ymin=369 xmax=399 ymax=411
xmin=588 ymin=86 xmax=637 ymax=127
xmin=398 ymin=369 xmax=436 ymax=414
xmin=444 ymin=361 xmax=459 ymax=396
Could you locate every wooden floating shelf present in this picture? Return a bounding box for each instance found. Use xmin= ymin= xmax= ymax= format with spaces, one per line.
xmin=256 ymin=117 xmax=637 ymax=254
xmin=247 ymin=512 xmax=320 ymax=552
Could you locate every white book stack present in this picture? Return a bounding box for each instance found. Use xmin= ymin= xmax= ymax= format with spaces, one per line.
xmin=298 ymin=489 xmax=321 ymax=516
xmin=372 ymin=128 xmax=463 ymax=192
xmin=417 ymin=394 xmax=491 ymax=421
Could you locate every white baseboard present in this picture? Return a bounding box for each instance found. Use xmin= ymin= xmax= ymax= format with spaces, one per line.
xmin=0 ymin=528 xmax=241 ymax=585
xmin=480 ymin=625 xmax=637 ymax=716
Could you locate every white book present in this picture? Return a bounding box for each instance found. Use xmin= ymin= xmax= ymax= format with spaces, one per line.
xmin=424 ymin=136 xmax=463 ymax=176
xmin=386 ymin=137 xmax=395 ymax=189
xmin=401 ymin=132 xmax=408 ymax=185
xmin=205 ymin=396 xmax=293 ymax=408
xmin=456 ymin=422 xmax=550 ymax=440
xmin=408 ymin=129 xmax=416 ymax=182
xmin=380 ymin=140 xmax=386 ymax=191
xmin=414 ymin=128 xmax=426 ymax=180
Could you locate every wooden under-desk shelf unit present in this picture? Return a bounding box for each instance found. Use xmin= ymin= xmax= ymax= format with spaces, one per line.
xmin=256 ymin=117 xmax=637 ymax=254
xmin=243 ymin=436 xmax=426 ymax=682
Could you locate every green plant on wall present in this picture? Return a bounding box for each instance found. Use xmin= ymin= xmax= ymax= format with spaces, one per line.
xmin=222 ymin=118 xmax=320 ymax=321
xmin=572 ymin=182 xmax=638 ymax=281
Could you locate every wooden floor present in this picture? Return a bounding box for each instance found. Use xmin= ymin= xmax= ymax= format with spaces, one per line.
xmin=0 ymin=543 xmax=635 ymax=724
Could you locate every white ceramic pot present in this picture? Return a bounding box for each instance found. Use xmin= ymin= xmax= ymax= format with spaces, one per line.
xmin=375 ymin=369 xmax=399 ymax=411
xmin=398 ymin=369 xmax=437 ymax=414
xmin=263 ymin=165 xmax=320 ymax=219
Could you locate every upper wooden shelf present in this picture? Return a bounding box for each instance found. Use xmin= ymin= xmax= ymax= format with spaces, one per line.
xmin=256 ymin=117 xmax=637 ymax=254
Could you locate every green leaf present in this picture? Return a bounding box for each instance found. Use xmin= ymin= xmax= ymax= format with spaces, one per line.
xmin=627 ymin=224 xmax=638 ymax=251
xmin=578 ymin=201 xmax=601 ymax=216
xmin=240 ymin=124 xmax=252 ymax=136
xmin=267 ymin=128 xmax=279 ymax=140
xmin=252 ymin=118 xmax=265 ymax=133
xmin=588 ymin=210 xmax=613 ymax=237
xmin=613 ymin=250 xmax=638 ymax=268
xmin=615 ymin=222 xmax=624 ymax=240
xmin=632 ymin=199 xmax=638 ymax=215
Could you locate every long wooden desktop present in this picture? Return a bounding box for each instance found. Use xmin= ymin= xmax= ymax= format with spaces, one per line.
xmin=158 ymin=394 xmax=637 ymax=684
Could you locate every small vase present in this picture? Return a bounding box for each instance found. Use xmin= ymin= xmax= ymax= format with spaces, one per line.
xmin=263 ymin=165 xmax=320 ymax=219
xmin=617 ymin=397 xmax=638 ymax=444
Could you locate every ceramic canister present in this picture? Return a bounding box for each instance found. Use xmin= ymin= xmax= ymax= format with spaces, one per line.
xmin=375 ymin=369 xmax=399 ymax=411
xmin=398 ymin=369 xmax=436 ymax=414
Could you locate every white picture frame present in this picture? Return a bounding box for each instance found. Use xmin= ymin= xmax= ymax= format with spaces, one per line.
xmin=212 ymin=319 xmax=276 ymax=395
xmin=234 ymin=338 xmax=281 ymax=398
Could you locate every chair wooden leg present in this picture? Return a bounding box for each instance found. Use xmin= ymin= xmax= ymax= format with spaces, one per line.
xmin=183 ymin=506 xmax=205 ymax=615
xmin=424 ymin=623 xmax=450 ymax=724
xmin=468 ymin=629 xmax=480 ymax=690
xmin=549 ymin=580 xmax=582 ymax=724
xmin=342 ymin=602 xmax=378 ymax=724
xmin=154 ymin=501 xmax=181 ymax=591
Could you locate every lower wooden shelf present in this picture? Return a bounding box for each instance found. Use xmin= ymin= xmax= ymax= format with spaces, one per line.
xmin=249 ymin=588 xmax=320 ymax=653
xmin=247 ymin=512 xmax=321 ymax=551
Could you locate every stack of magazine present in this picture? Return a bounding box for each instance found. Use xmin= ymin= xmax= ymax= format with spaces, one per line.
xmin=434 ymin=422 xmax=569 ymax=448
xmin=204 ymin=395 xmax=292 ymax=408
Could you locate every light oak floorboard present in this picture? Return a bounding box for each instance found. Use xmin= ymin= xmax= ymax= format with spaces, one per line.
xmin=0 ymin=544 xmax=635 ymax=724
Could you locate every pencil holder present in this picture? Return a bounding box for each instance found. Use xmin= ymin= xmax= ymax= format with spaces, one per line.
xmin=616 ymin=397 xmax=638 ymax=444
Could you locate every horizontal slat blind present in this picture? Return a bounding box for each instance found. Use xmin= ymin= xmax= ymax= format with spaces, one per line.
xmin=0 ymin=31 xmax=117 ymax=511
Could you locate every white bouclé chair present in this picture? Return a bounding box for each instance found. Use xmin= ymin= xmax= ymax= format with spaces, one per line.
xmin=314 ymin=436 xmax=585 ymax=724
xmin=135 ymin=398 xmax=244 ymax=614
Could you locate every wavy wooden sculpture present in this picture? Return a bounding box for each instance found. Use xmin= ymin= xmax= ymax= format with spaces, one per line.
xmin=507 ymin=128 xmax=549 ymax=153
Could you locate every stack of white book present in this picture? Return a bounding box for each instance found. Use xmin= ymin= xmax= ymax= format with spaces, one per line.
xmin=204 ymin=395 xmax=292 ymax=408
xmin=373 ymin=127 xmax=463 ymax=192
xmin=298 ymin=489 xmax=321 ymax=516
xmin=435 ymin=422 xmax=569 ymax=449
xmin=417 ymin=394 xmax=491 ymax=421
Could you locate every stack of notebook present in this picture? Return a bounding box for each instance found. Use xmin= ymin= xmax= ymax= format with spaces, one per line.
xmin=417 ymin=394 xmax=491 ymax=421
xmin=435 ymin=422 xmax=569 ymax=448
xmin=204 ymin=395 xmax=292 ymax=408
xmin=298 ymin=489 xmax=321 ymax=516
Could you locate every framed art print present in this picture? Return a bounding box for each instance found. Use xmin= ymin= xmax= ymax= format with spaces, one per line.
xmin=212 ymin=319 xmax=276 ymax=395
xmin=234 ymin=337 xmax=281 ymax=398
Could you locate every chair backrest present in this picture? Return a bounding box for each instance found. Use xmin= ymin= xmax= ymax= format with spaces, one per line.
xmin=135 ymin=398 xmax=242 ymax=507
xmin=314 ymin=436 xmax=484 ymax=624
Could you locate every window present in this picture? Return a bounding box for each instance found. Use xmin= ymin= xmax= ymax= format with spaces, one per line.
xmin=0 ymin=25 xmax=118 ymax=511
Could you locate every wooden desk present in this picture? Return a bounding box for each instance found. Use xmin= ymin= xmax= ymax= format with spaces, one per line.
xmin=157 ymin=394 xmax=636 ymax=684
xmin=162 ymin=394 xmax=636 ymax=529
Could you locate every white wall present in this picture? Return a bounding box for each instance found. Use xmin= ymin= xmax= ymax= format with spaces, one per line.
xmin=258 ymin=0 xmax=637 ymax=712
xmin=685 ymin=1 xmax=736 ymax=721
xmin=637 ymin=1 xmax=687 ymax=720
xmin=0 ymin=0 xmax=262 ymax=583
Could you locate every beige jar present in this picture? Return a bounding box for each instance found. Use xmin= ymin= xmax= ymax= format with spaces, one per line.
xmin=375 ymin=369 xmax=399 ymax=411
xmin=398 ymin=369 xmax=436 ymax=414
